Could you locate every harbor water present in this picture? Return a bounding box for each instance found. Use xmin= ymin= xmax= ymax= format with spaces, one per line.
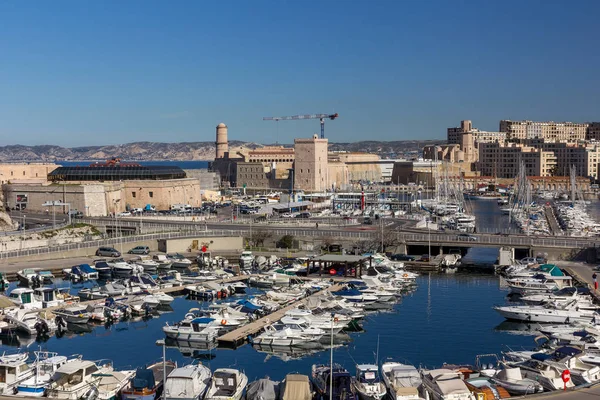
xmin=0 ymin=274 xmax=533 ymax=381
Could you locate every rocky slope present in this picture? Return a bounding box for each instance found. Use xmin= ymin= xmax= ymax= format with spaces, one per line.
xmin=0 ymin=139 xmax=442 ymax=162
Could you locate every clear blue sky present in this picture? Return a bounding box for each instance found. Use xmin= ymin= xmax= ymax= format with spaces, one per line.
xmin=1 ymin=0 xmax=599 ymax=147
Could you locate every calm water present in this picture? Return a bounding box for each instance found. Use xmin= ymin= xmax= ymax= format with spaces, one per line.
xmin=0 ymin=274 xmax=533 ymax=380
xmin=58 ymin=161 xmax=209 ymax=169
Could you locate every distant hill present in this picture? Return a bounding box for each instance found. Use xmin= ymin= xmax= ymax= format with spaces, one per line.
xmin=0 ymin=139 xmax=443 ymax=162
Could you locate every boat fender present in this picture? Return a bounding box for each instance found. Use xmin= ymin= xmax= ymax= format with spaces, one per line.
xmin=221 ymin=319 xmax=227 ymax=326
xmin=265 ymin=318 xmax=270 ymax=324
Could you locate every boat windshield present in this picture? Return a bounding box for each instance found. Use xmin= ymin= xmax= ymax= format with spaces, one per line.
xmin=359 ymin=370 xmax=380 ymax=383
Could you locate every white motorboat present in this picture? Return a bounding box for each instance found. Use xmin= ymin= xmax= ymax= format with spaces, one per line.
xmin=504 ymin=359 xmax=575 ymax=391
xmin=108 ymin=259 xmax=136 ymax=276
xmin=33 ymin=287 xmax=78 ymax=309
xmin=53 ymin=305 xmax=91 ymax=324
xmin=95 ymin=368 xmax=136 ymax=400
xmin=168 ymin=254 xmax=193 ymax=270
xmin=163 ymin=318 xmax=219 ymax=342
xmin=135 ymin=256 xmax=160 ymax=274
xmin=164 ymin=364 xmax=212 ymax=400
xmin=153 ymin=254 xmax=173 ymax=270
xmin=380 ymin=362 xmax=423 ymax=400
xmin=0 ymin=353 xmax=35 ymax=394
xmin=352 ymin=364 xmax=387 ymax=400
xmin=239 ymin=251 xmax=255 ymax=269
xmin=16 ymin=269 xmax=41 ymax=286
xmin=494 ymin=302 xmax=598 ymax=324
xmin=4 ymin=309 xmax=57 ymax=336
xmin=16 ymin=351 xmax=70 ymax=397
xmin=122 ymin=361 xmax=177 ymax=400
xmin=252 ymin=324 xmax=322 ymax=346
xmin=205 ymin=368 xmax=248 ymax=400
xmin=8 ymin=288 xmax=43 ymax=309
xmin=419 ymin=369 xmax=475 ymax=400
xmin=482 ymin=367 xmax=544 ymax=395
xmin=46 ymin=359 xmax=117 ymax=400
xmin=280 ymin=315 xmax=346 ymax=335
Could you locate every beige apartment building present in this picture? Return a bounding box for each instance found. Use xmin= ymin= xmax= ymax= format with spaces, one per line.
xmin=499 ymin=120 xmax=588 ymax=141
xmin=522 ymin=139 xmax=600 ymax=179
xmin=478 ymin=142 xmax=556 ymax=178
xmin=447 ymin=120 xmax=506 ymax=145
xmin=0 ymin=163 xmax=59 ymax=184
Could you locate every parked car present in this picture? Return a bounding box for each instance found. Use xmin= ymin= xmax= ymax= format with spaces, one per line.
xmin=458 ymin=233 xmax=478 ymax=241
xmin=117 ymin=211 xmax=132 ymax=217
xmin=419 ymin=254 xmax=430 ymax=262
xmin=95 ymin=247 xmax=121 ymax=257
xmin=390 ymin=254 xmax=415 ymax=261
xmin=128 ymin=246 xmax=150 ymax=255
xmin=295 ymin=212 xmax=311 ymax=219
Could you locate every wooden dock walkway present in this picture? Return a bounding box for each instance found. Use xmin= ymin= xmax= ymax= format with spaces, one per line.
xmin=217 ymin=283 xmax=344 ymax=348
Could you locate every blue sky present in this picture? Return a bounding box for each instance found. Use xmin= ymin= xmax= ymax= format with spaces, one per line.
xmin=1 ymin=0 xmax=599 ymax=147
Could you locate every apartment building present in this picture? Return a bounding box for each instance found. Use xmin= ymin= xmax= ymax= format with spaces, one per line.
xmin=478 ymin=142 xmax=556 ymax=178
xmin=523 ymin=139 xmax=600 ymax=179
xmin=499 ymin=120 xmax=588 ymax=141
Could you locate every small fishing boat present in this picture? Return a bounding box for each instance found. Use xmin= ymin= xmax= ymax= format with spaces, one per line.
xmin=168 ymin=254 xmax=193 ymax=270
xmin=15 ymin=351 xmax=70 ymax=397
xmin=8 ymin=288 xmax=43 ymax=309
xmin=419 ymin=369 xmax=476 ymax=400
xmin=280 ymin=374 xmax=313 ymax=400
xmin=52 ymin=305 xmax=91 ymax=324
xmin=380 ymin=362 xmax=423 ymax=400
xmin=121 ymin=361 xmax=177 ymax=400
xmin=483 ymin=367 xmax=544 ymax=395
xmin=164 ymin=364 xmax=212 ymax=400
xmin=311 ymin=364 xmax=357 ymax=400
xmin=45 ymin=359 xmax=123 ymax=400
xmin=0 ymin=352 xmax=35 ymax=394
xmin=16 ymin=269 xmax=41 ymax=286
xmin=205 ymin=368 xmax=248 ymax=400
xmin=4 ymin=309 xmax=56 ymax=336
xmin=246 ymin=378 xmax=280 ymax=400
xmin=352 ymin=364 xmax=386 ymax=400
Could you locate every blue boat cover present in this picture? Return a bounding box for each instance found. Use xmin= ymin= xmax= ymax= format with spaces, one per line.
xmin=79 ymin=264 xmax=96 ymax=273
xmin=133 ymin=368 xmax=155 ymax=390
xmin=191 ymin=317 xmax=215 ymax=324
xmin=554 ymin=346 xmax=582 ymax=357
xmin=531 ymin=353 xmax=552 ymax=361
xmin=237 ymin=300 xmax=262 ymax=311
xmin=333 ymin=288 xmax=362 ymax=296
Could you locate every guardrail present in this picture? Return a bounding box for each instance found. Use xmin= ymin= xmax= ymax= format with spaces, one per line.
xmin=1 ymin=222 xmax=69 ymax=237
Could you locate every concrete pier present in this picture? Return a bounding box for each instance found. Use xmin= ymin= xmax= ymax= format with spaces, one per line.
xmin=217 ymin=283 xmax=344 ymax=348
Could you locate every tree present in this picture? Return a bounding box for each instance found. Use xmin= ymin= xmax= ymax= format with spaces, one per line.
xmin=353 ymin=225 xmax=400 ymax=253
xmin=277 ymin=235 xmax=295 ymax=249
xmin=246 ymin=229 xmax=273 ymax=248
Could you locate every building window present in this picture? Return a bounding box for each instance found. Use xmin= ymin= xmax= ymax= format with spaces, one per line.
xmin=10 ymin=171 xmax=13 ymax=176
xmin=23 ymin=171 xmax=25 ymax=176
xmin=149 ymin=191 xmax=153 ymax=198
xmin=132 ymin=192 xmax=136 ymax=198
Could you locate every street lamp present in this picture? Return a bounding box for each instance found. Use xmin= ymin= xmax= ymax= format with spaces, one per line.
xmin=42 ymin=201 xmax=71 ymax=227
xmin=155 ymin=339 xmax=166 ymax=400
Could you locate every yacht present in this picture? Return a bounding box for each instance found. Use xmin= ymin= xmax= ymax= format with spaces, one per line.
xmin=16 ymin=352 xmax=70 ymax=397
xmin=494 ymin=301 xmax=598 ymax=324
xmin=280 ymin=315 xmax=347 ymax=335
xmin=419 ymin=369 xmax=476 ymax=400
xmin=205 ymin=368 xmax=248 ymax=400
xmin=352 ymin=364 xmax=386 ymax=400
xmin=380 ymin=362 xmax=423 ymax=400
xmin=164 ymin=364 xmax=212 ymax=400
xmin=0 ymin=353 xmax=35 ymax=394
xmin=108 ymin=259 xmax=137 ymax=276
xmin=33 ymin=287 xmax=78 ymax=309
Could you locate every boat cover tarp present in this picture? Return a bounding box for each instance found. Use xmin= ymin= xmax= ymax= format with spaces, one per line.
xmin=554 ymin=346 xmax=582 ymax=357
xmin=79 ymin=264 xmax=96 ymax=274
xmin=497 ymin=368 xmax=523 ymax=381
xmin=191 ymin=317 xmax=215 ymax=324
xmin=531 ymin=353 xmax=552 ymax=361
xmin=539 ymin=264 xmax=564 ymax=276
xmin=236 ymin=300 xmax=262 ymax=312
xmin=332 ymin=288 xmax=362 ymax=297
xmin=133 ymin=368 xmax=155 ymax=390
xmin=304 ymin=297 xmax=321 ymax=310
xmin=246 ymin=378 xmax=279 ymax=400
xmin=391 ymin=365 xmax=421 ymax=388
xmin=282 ymin=374 xmax=312 ymax=400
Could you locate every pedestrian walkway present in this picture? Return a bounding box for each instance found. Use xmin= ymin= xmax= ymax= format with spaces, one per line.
xmin=556 ymin=261 xmax=600 ymax=301
xmin=544 ymin=205 xmax=562 ymax=236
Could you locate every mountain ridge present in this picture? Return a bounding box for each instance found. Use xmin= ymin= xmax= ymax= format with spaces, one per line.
xmin=0 ymin=139 xmax=443 ymax=162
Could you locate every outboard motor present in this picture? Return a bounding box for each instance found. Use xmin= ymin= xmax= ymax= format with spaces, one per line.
xmin=55 ymin=315 xmax=67 ymax=333
xmin=34 ymin=319 xmax=50 ymax=336
xmin=82 ymin=385 xmax=99 ymax=400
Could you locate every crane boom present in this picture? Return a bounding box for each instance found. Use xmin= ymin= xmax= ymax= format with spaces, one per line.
xmin=262 ymin=113 xmax=338 ymax=138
